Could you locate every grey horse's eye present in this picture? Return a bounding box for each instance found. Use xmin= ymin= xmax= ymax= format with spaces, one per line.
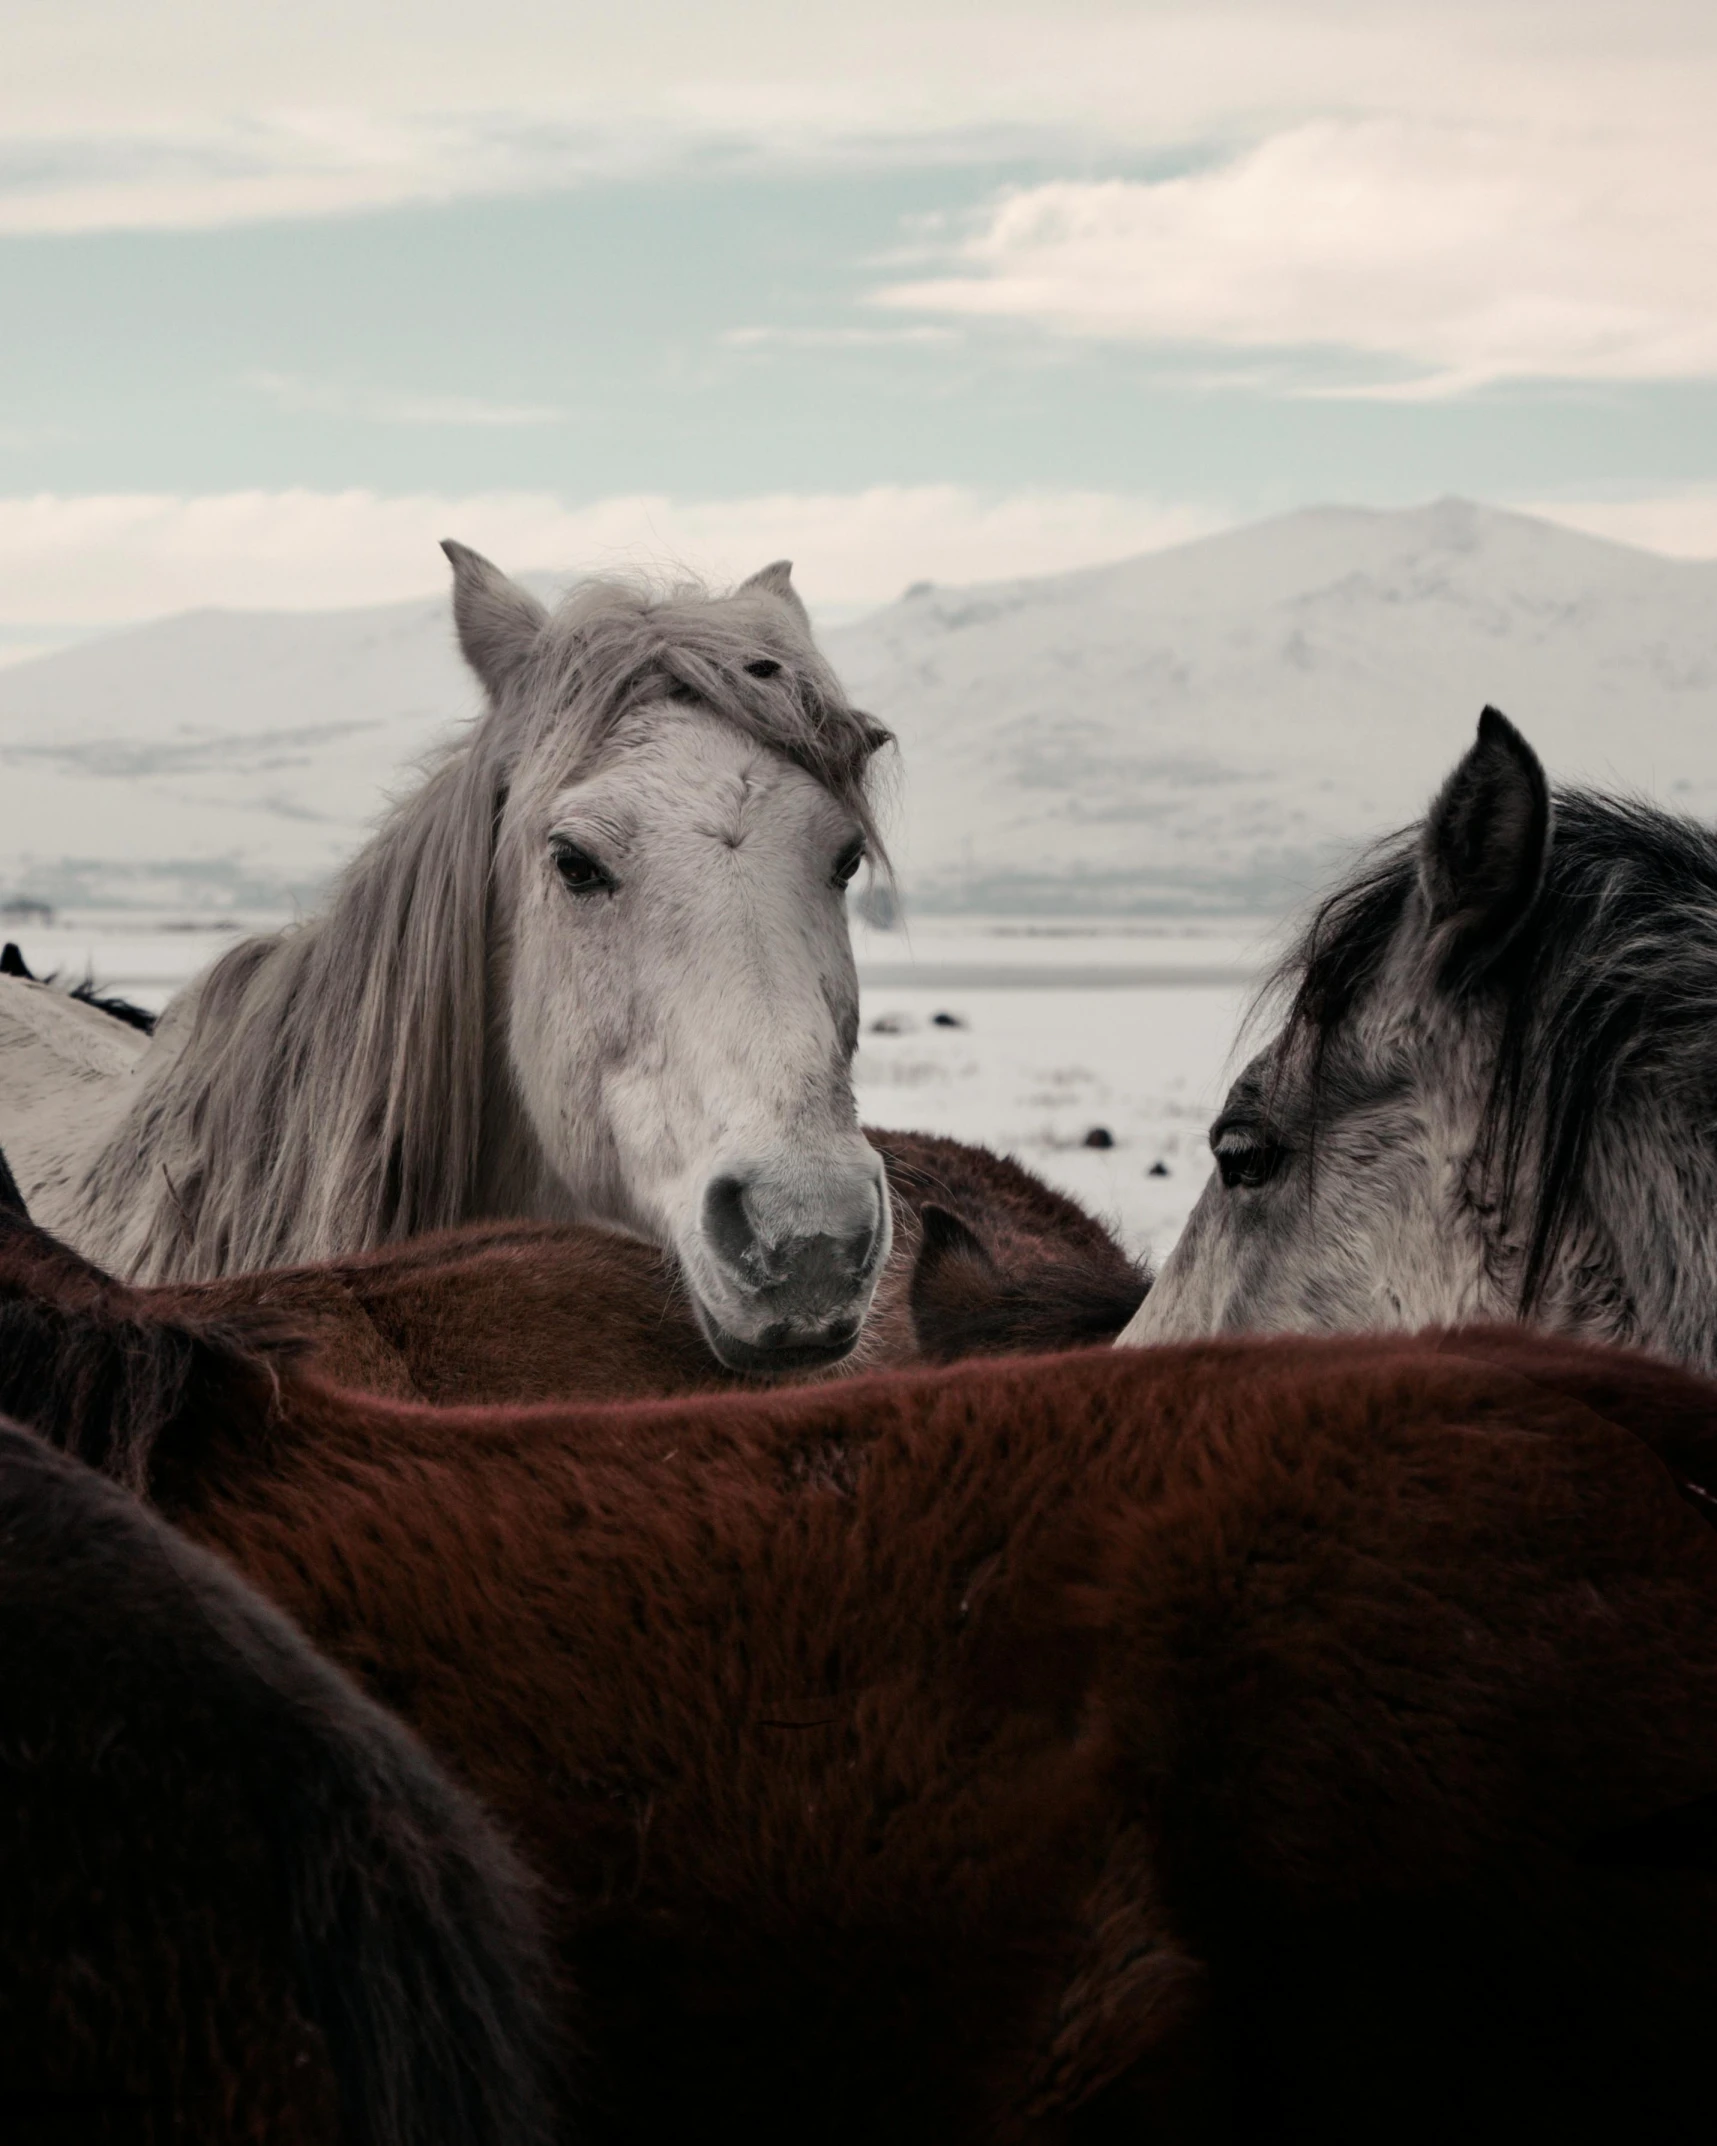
xmin=745 ymin=658 xmax=782 ymax=679
xmin=832 ymin=839 xmax=866 ymax=889
xmin=1213 ymin=1127 xmax=1286 ymax=1190
xmin=550 ymin=840 xmax=615 ymax=896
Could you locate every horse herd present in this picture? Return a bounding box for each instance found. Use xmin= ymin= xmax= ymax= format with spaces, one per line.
xmin=2 ymin=551 xmax=1717 ymax=2144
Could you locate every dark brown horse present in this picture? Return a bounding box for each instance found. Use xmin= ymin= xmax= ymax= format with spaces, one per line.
xmin=4 ymin=1189 xmax=1716 ymax=2144
xmin=17 ymin=1127 xmax=1147 ymax=1407
xmin=0 ymin=1417 xmax=563 ymax=2146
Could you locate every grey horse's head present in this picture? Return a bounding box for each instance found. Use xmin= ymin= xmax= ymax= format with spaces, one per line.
xmin=1124 ymin=706 xmax=1717 ymax=1372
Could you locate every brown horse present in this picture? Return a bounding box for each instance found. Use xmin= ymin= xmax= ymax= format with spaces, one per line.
xmin=4 ymin=1190 xmax=1716 ymax=2144
xmin=0 ymin=1418 xmax=563 ymax=2146
xmin=877 ymin=1129 xmax=1151 ymax=1364
xmin=28 ymin=1128 xmax=1147 ymax=1406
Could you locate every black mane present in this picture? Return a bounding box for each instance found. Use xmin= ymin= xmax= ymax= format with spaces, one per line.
xmin=69 ymin=975 xmax=158 ymax=1034
xmin=1274 ymin=788 xmax=1717 ymax=1311
xmin=0 ymin=941 xmax=158 ymax=1034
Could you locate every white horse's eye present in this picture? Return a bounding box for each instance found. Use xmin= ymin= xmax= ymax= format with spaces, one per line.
xmin=1213 ymin=1130 xmax=1286 ymax=1190
xmin=832 ymin=841 xmax=866 ymax=889
xmin=745 ymin=658 xmax=782 ymax=679
xmin=550 ymin=841 xmax=615 ymax=896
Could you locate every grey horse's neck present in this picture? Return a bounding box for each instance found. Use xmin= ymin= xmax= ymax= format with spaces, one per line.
xmin=1549 ymin=1128 xmax=1717 ymax=1378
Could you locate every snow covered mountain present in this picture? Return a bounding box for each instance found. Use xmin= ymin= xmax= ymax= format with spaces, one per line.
xmin=4 ymin=500 xmax=1717 ymax=918
xmin=0 ymin=594 xmax=479 ymax=915
xmin=824 ymin=497 xmax=1717 ymax=914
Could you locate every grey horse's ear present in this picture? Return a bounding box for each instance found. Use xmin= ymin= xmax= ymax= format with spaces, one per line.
xmin=740 ymin=559 xmax=809 ymax=624
xmin=442 ymin=540 xmax=548 ymax=699
xmin=1418 ymin=705 xmax=1550 ymax=983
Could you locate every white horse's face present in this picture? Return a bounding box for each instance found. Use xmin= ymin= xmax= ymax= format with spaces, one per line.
xmin=502 ymin=706 xmax=890 ymax=1372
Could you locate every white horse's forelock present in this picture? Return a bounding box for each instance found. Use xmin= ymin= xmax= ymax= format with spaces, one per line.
xmin=64 ymin=568 xmax=891 ymax=1282
xmin=519 ymin=575 xmax=890 ymax=859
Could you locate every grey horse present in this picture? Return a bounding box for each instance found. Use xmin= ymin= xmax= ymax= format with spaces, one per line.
xmin=1126 ymin=705 xmax=1717 ymax=1373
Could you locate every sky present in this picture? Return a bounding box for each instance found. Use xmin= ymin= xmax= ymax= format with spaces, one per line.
xmin=6 ymin=0 xmax=1717 ymax=656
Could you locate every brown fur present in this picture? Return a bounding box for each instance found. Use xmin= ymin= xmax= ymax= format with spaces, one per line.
xmin=5 ymin=1220 xmax=1715 ymax=2143
xmin=877 ymin=1130 xmax=1149 ymax=1361
xmin=107 ymin=1130 xmax=1149 ymax=1404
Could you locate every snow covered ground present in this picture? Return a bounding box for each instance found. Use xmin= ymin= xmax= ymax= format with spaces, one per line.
xmin=2 ymin=913 xmax=1273 ymax=1265
xmin=848 ymin=916 xmax=1265 ymax=1259
xmin=853 ymin=978 xmax=1252 ymax=1263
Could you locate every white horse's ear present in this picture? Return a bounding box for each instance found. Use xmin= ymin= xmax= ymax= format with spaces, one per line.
xmin=1418 ymin=705 xmax=1551 ymax=982
xmin=442 ymin=540 xmax=548 ymax=699
xmin=740 ymin=559 xmax=809 ymax=624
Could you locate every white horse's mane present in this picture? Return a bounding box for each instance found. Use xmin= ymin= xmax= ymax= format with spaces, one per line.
xmin=73 ymin=572 xmax=889 ymax=1281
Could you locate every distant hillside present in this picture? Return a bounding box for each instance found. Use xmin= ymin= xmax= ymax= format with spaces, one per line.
xmin=0 ymin=594 xmax=473 ymax=913
xmin=824 ymin=497 xmax=1717 ymax=914
xmin=4 ymin=500 xmax=1716 ymax=916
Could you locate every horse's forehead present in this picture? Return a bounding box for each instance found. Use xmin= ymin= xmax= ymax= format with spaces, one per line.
xmin=554 ymin=710 xmax=828 ymax=816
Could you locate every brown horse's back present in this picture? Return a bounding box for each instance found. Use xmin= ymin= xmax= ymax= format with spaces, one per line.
xmin=190 ymin=1220 xmax=729 ymax=1404
xmin=1422 ymin=1321 xmax=1717 ymax=1510
xmin=130 ymin=1330 xmax=1717 ymax=2144
xmin=1068 ymin=1329 xmax=1717 ymax=2142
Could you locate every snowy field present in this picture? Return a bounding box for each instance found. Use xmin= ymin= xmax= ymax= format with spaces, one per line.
xmin=2 ymin=913 xmax=1275 ymax=1267
xmin=849 ymin=918 xmax=1268 ymax=1261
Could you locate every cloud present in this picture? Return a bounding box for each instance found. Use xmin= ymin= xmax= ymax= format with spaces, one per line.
xmin=876 ymin=115 xmax=1717 ymax=391
xmin=0 ymin=422 xmax=70 ymax=450
xmin=1515 ymin=494 xmax=1717 ymax=560
xmin=6 ymin=483 xmax=1715 ymax=672
xmin=6 ymin=3 xmax=1716 ymax=235
xmin=0 ymin=486 xmax=1229 ymax=626
xmin=0 ymin=112 xmax=673 ymax=236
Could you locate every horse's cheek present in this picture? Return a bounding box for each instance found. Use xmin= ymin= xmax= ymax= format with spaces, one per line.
xmin=506 ymin=924 xmax=616 ymax=1158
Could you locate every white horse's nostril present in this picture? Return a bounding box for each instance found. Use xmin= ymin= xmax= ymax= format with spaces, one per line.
xmin=702 ymin=1173 xmax=773 ymax=1284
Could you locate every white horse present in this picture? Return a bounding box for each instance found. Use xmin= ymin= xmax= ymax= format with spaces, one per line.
xmin=0 ymin=546 xmax=895 ymax=1373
